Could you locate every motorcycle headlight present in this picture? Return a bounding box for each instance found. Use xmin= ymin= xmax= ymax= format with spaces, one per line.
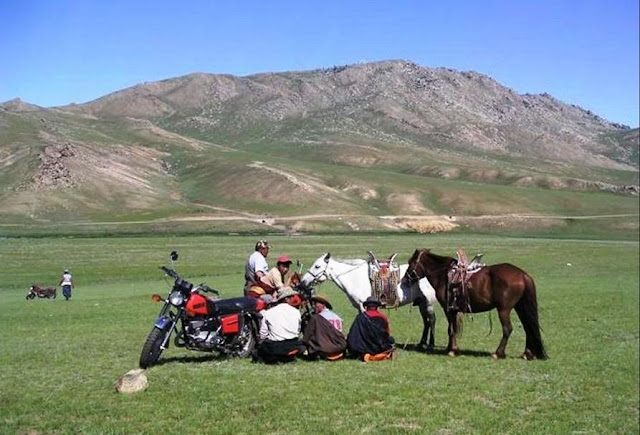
xmin=169 ymin=291 xmax=185 ymax=307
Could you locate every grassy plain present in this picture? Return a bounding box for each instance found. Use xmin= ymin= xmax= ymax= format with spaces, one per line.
xmin=0 ymin=234 xmax=638 ymax=434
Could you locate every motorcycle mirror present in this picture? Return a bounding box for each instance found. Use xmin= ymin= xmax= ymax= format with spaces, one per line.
xmin=170 ymin=251 xmax=179 ymax=261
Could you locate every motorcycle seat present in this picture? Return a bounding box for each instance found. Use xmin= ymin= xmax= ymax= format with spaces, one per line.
xmin=214 ymin=297 xmax=259 ymax=315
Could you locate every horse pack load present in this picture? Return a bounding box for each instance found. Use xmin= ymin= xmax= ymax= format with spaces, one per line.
xmin=368 ymin=252 xmax=401 ymax=308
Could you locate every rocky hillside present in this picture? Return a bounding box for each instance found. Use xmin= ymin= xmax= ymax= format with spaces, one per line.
xmin=72 ymin=60 xmax=637 ymax=170
xmin=0 ymin=60 xmax=638 ymax=235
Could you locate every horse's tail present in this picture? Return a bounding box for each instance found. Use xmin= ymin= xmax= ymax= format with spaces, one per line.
xmin=516 ymin=274 xmax=548 ymax=360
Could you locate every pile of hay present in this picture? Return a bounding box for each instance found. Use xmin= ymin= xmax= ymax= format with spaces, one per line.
xmin=402 ymin=219 xmax=458 ymax=234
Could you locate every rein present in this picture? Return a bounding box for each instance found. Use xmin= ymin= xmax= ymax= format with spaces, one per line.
xmin=306 ymin=260 xmax=364 ymax=286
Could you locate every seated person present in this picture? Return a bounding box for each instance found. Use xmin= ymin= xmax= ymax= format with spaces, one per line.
xmin=248 ymin=255 xmax=293 ymax=303
xmin=302 ymin=294 xmax=346 ymax=360
xmin=255 ymin=287 xmax=302 ymax=364
xmin=346 ymin=296 xmax=395 ymax=361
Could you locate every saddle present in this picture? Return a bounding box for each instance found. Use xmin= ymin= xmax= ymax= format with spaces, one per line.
xmin=446 ymin=249 xmax=485 ymax=313
xmin=368 ymin=251 xmax=401 ymax=308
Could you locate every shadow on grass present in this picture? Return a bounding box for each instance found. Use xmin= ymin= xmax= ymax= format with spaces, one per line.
xmin=154 ymin=353 xmax=228 ymax=366
xmin=397 ymin=343 xmax=493 ymax=358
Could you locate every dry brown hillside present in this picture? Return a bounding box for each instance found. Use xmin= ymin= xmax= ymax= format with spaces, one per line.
xmin=0 ymin=60 xmax=637 ymax=235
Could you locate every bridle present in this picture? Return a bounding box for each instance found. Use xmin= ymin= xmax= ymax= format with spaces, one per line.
xmin=406 ymin=249 xmax=454 ymax=284
xmin=304 ymin=262 xmax=329 ymax=286
xmin=405 ymin=250 xmax=427 ymax=283
xmin=305 ymin=258 xmax=366 ymax=286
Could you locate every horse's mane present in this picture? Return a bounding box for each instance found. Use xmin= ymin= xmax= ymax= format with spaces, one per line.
xmin=410 ymin=249 xmax=453 ymax=268
xmin=335 ymin=258 xmax=367 ymax=266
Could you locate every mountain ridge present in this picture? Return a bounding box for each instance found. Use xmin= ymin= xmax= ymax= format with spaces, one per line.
xmin=1 ymin=60 xmax=637 ymax=235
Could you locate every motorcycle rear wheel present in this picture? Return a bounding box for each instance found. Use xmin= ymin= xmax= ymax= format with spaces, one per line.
xmin=139 ymin=328 xmax=168 ymax=368
xmin=232 ymin=324 xmax=257 ymax=358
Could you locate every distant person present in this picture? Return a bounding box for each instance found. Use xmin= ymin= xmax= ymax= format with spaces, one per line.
xmin=346 ymin=297 xmax=394 ymax=361
xmin=59 ymin=269 xmax=74 ymax=301
xmin=244 ymin=239 xmax=270 ymax=296
xmin=302 ymin=294 xmax=346 ymax=361
xmin=255 ymin=287 xmax=303 ymax=364
xmin=248 ymin=255 xmax=293 ymax=302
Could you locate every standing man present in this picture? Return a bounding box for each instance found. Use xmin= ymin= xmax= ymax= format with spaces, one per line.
xmin=59 ymin=269 xmax=74 ymax=301
xmin=244 ymin=239 xmax=270 ymax=296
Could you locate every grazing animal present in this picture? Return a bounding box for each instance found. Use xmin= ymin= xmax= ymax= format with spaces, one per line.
xmin=299 ymin=253 xmax=438 ymax=350
xmin=404 ymin=249 xmax=548 ymax=360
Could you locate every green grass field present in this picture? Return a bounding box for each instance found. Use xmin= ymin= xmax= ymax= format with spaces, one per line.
xmin=1 ymin=234 xmax=638 ymax=434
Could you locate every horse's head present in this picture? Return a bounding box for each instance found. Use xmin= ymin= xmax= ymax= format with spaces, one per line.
xmin=403 ymin=249 xmax=424 ymax=283
xmin=289 ymin=271 xmax=302 ymax=287
xmin=300 ymin=253 xmax=331 ymax=288
xmin=404 ymin=248 xmax=456 ymax=285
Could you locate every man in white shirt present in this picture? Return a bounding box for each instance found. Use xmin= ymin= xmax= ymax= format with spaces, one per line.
xmin=59 ymin=269 xmax=74 ymax=301
xmin=244 ymin=239 xmax=270 ymax=296
xmin=255 ymin=287 xmax=302 ymax=363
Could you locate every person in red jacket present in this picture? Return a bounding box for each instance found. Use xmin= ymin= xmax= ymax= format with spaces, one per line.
xmin=346 ymin=297 xmax=395 ymax=361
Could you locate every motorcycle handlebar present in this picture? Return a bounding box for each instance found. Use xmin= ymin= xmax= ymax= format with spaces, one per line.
xmin=199 ymin=284 xmax=219 ymax=295
xmin=160 ymin=266 xmax=219 ymax=295
xmin=159 ymin=266 xmax=179 ymax=279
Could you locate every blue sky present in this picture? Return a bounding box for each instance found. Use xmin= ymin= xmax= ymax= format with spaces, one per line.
xmin=2 ymin=0 xmax=638 ymax=127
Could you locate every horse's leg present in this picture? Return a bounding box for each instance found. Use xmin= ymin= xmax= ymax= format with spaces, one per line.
xmin=492 ymin=308 xmax=513 ymax=359
xmin=418 ymin=301 xmax=435 ymax=352
xmin=446 ymin=311 xmax=459 ymax=357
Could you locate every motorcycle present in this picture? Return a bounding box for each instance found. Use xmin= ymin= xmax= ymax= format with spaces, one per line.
xmin=139 ymin=251 xmax=268 ymax=368
xmin=26 ymin=285 xmax=57 ymax=300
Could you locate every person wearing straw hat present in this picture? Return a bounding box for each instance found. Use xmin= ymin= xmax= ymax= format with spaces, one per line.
xmin=346 ymin=296 xmax=395 ymax=361
xmin=311 ymin=293 xmax=343 ymax=332
xmin=255 ymin=287 xmax=303 ymax=364
xmin=244 ymin=239 xmax=270 ymax=296
xmin=302 ymin=293 xmax=346 ymax=361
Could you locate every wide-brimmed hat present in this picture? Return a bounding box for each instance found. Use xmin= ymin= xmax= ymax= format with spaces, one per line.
xmin=362 ymin=296 xmax=381 ymax=308
xmin=310 ymin=293 xmax=332 ymax=310
xmin=63 ymin=269 xmax=69 ymax=273
xmin=277 ymin=255 xmax=292 ymax=265
xmin=275 ymin=286 xmax=297 ymax=302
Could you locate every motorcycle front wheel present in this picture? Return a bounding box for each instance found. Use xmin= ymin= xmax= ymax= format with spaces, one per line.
xmin=26 ymin=293 xmax=35 ymax=300
xmin=139 ymin=328 xmax=168 ymax=368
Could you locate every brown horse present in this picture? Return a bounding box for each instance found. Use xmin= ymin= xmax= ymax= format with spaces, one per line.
xmin=405 ymin=249 xmax=547 ymax=360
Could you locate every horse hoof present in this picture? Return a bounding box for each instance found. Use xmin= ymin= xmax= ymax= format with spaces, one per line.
xmin=491 ymin=353 xmax=499 ymax=360
xmin=448 ymin=351 xmax=456 ymax=358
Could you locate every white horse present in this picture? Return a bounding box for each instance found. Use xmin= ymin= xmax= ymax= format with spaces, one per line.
xmin=300 ymin=252 xmax=438 ymax=350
